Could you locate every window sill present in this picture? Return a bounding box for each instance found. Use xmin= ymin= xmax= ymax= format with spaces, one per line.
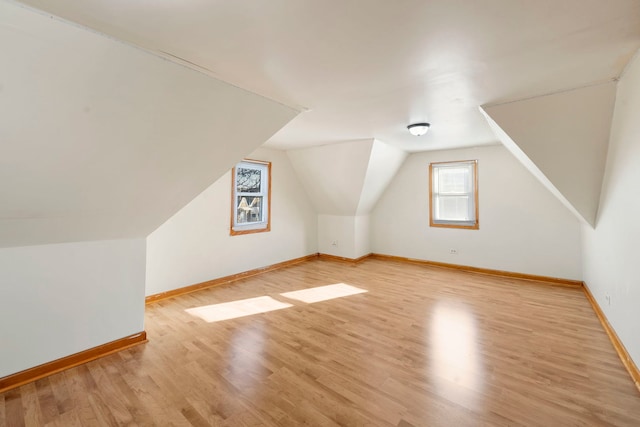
xmin=230 ymin=225 xmax=271 ymax=236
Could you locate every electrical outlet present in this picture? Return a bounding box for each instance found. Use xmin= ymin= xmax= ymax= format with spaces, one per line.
xmin=450 ymin=249 xmax=458 ymax=255
xmin=606 ymin=293 xmax=611 ymax=306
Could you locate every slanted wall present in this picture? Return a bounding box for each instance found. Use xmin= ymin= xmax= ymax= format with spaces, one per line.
xmin=288 ymin=139 xmax=406 ymax=258
xmin=481 ymin=82 xmax=616 ymax=227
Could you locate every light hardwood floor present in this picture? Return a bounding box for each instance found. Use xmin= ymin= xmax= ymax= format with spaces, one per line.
xmin=2 ymin=258 xmax=640 ymax=426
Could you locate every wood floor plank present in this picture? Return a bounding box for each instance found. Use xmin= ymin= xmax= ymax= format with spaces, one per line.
xmin=2 ymin=258 xmax=640 ymax=426
xmin=3 ymin=389 xmax=25 ymax=427
xmin=33 ymin=379 xmax=57 ymax=425
xmin=47 ymin=372 xmax=73 ymax=416
xmin=63 ymin=368 xmax=101 ymax=427
xmin=0 ymin=393 xmax=5 ymax=427
xmin=19 ymin=383 xmax=43 ymax=427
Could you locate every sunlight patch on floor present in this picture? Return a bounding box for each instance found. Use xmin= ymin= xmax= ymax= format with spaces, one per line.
xmin=185 ymin=283 xmax=367 ymax=322
xmin=280 ymin=283 xmax=367 ymax=303
xmin=185 ymin=296 xmax=292 ymax=322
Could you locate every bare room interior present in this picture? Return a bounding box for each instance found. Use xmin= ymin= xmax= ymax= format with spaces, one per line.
xmin=1 ymin=0 xmax=640 ymax=425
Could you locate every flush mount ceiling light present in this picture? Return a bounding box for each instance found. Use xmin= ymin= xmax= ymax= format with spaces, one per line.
xmin=407 ymin=122 xmax=430 ymax=136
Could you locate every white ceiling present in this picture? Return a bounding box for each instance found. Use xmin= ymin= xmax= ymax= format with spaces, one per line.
xmin=0 ymin=1 xmax=297 ymax=247
xmin=15 ymin=0 xmax=640 ymax=152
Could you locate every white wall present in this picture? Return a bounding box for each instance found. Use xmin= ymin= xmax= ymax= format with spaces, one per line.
xmin=146 ymin=148 xmax=317 ymax=296
xmin=372 ymin=145 xmax=582 ymax=280
xmin=318 ymin=215 xmax=355 ymax=258
xmin=0 ymin=238 xmax=145 ymax=378
xmin=582 ymin=51 xmax=640 ymax=366
xmin=317 ymin=214 xmax=370 ymax=259
xmin=354 ymin=215 xmax=371 ymax=258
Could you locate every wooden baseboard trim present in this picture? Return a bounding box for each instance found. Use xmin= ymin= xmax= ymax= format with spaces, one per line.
xmin=369 ymin=253 xmax=583 ymax=287
xmin=0 ymin=331 xmax=147 ymax=394
xmin=318 ymin=253 xmax=372 ymax=263
xmin=145 ymin=253 xmax=320 ymax=304
xmin=582 ymin=284 xmax=640 ymax=393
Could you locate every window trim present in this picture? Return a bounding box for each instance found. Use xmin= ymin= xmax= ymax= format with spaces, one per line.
xmin=429 ymin=159 xmax=479 ymax=230
xmin=230 ymin=159 xmax=272 ymax=236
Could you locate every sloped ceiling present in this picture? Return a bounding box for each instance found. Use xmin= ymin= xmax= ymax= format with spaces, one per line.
xmin=12 ymin=0 xmax=640 ymax=152
xmin=481 ymin=82 xmax=617 ymax=226
xmin=287 ymin=139 xmax=406 ymax=216
xmin=357 ymin=141 xmax=409 ymax=215
xmin=0 ymin=1 xmax=298 ymax=247
xmin=3 ymin=0 xmax=640 ymax=247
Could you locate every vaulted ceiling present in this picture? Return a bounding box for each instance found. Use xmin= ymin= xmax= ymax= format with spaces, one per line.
xmin=2 ymin=0 xmax=640 ymax=247
xmin=0 ymin=1 xmax=298 ymax=247
xmin=14 ymin=0 xmax=640 ymax=152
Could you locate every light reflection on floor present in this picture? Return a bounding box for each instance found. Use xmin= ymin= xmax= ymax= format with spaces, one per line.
xmin=185 ymin=283 xmax=367 ymax=322
xmin=430 ymin=301 xmax=484 ymax=406
xmin=225 ymin=321 xmax=267 ymax=394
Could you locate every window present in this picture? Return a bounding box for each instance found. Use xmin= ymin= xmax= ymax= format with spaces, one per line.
xmin=230 ymin=160 xmax=271 ymax=235
xmin=429 ymin=160 xmax=478 ymax=229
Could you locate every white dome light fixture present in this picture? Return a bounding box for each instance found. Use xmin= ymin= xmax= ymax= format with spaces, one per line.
xmin=407 ymin=122 xmax=430 ymax=136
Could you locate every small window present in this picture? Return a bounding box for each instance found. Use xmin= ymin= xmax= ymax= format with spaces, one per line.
xmin=230 ymin=160 xmax=271 ymax=235
xmin=429 ymin=160 xmax=478 ymax=229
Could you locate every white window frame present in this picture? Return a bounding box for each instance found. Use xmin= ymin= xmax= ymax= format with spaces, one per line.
xmin=230 ymin=159 xmax=271 ymax=235
xmin=429 ymin=160 xmax=479 ymax=230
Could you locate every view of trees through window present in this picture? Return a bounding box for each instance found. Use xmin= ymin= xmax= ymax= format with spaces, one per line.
xmin=236 ymin=167 xmax=261 ymax=193
xmin=231 ymin=160 xmax=271 ymax=235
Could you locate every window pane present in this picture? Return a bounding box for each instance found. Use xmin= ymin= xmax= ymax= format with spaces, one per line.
xmin=236 ymin=168 xmax=262 ymax=193
xmin=437 ymin=167 xmax=470 ymax=194
xmin=435 ymin=196 xmax=471 ymax=221
xmin=237 ymin=196 xmax=263 ymax=224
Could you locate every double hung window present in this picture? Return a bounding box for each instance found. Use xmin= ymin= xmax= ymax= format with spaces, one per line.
xmin=230 ymin=160 xmax=271 ymax=235
xmin=429 ymin=160 xmax=478 ymax=229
